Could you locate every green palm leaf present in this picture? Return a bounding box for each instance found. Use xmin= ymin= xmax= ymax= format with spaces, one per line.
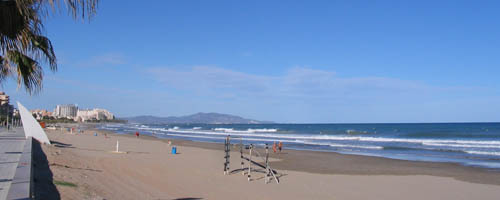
xmin=0 ymin=0 xmax=98 ymax=94
xmin=5 ymin=50 xmax=43 ymax=94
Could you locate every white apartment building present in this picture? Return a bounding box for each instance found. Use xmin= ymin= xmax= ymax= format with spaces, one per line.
xmin=76 ymin=108 xmax=114 ymax=122
xmin=54 ymin=104 xmax=78 ymax=118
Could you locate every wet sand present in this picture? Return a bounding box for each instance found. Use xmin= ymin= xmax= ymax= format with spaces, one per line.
xmin=39 ymin=126 xmax=500 ymax=200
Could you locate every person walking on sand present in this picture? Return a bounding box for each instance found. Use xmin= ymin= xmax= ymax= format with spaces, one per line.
xmin=273 ymin=141 xmax=277 ymax=153
xmin=135 ymin=131 xmax=140 ymax=138
xmin=278 ymin=141 xmax=283 ymax=153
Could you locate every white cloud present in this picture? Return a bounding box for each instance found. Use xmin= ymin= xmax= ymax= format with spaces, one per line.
xmin=76 ymin=53 xmax=126 ymax=67
xmin=146 ymin=65 xmax=447 ymax=103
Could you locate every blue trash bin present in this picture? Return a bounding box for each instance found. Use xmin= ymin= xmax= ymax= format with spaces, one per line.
xmin=171 ymin=146 xmax=177 ymax=154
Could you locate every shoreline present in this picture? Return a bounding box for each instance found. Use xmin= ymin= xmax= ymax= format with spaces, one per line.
xmin=94 ymin=127 xmax=500 ymax=186
xmin=39 ymin=125 xmax=500 ymax=199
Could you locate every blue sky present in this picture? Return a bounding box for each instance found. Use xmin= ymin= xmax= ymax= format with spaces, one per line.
xmin=4 ymin=0 xmax=500 ymax=123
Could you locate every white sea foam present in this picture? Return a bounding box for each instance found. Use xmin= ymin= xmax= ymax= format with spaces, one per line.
xmin=298 ymin=140 xmax=383 ymax=150
xmin=213 ymin=128 xmax=277 ymax=133
xmin=214 ymin=128 xmax=233 ymax=132
xmin=247 ymin=128 xmax=278 ymax=132
xmin=165 ymin=133 xmax=296 ymax=143
xmin=422 ymin=142 xmax=500 ymax=149
xmin=166 ymin=133 xmax=226 ymax=140
xmin=346 ymin=129 xmax=369 ymax=134
xmin=465 ymin=151 xmax=500 ymax=156
xmin=330 ymin=144 xmax=383 ymax=150
xmin=162 ymin=128 xmax=500 ymax=146
xmin=122 ymin=126 xmax=500 ymax=151
xmin=193 ymin=127 xmax=202 ymax=130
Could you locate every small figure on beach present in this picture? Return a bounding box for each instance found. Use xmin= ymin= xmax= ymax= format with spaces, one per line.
xmin=278 ymin=141 xmax=283 ymax=153
xmin=273 ymin=141 xmax=277 ymax=153
xmin=104 ymin=133 xmax=108 ymax=139
xmin=135 ymin=132 xmax=140 ymax=138
xmin=94 ymin=132 xmax=97 ymax=136
xmin=168 ymin=140 xmax=172 ymax=146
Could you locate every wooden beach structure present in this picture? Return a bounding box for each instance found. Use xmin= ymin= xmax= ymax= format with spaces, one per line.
xmin=223 ymin=136 xmax=280 ymax=184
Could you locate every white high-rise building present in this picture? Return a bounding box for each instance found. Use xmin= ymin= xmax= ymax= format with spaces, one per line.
xmin=55 ymin=104 xmax=78 ymax=118
xmin=76 ymin=108 xmax=114 ymax=122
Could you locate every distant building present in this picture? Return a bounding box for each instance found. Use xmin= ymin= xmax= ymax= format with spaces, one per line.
xmin=0 ymin=92 xmax=13 ymax=117
xmin=54 ymin=104 xmax=78 ymax=118
xmin=30 ymin=109 xmax=53 ymax=120
xmin=0 ymin=92 xmax=9 ymax=105
xmin=12 ymin=109 xmax=19 ymax=118
xmin=76 ymin=108 xmax=114 ymax=122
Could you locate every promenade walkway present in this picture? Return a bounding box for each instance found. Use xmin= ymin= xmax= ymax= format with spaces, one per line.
xmin=0 ymin=128 xmax=31 ymax=200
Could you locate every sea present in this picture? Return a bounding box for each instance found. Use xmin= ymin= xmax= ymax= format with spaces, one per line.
xmin=99 ymin=123 xmax=500 ymax=169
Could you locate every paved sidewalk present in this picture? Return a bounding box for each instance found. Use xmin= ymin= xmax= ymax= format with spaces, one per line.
xmin=0 ymin=128 xmax=26 ymax=200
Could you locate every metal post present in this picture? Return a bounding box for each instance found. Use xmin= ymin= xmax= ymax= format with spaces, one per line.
xmin=240 ymin=138 xmax=244 ymax=175
xmin=265 ymin=144 xmax=270 ymax=184
xmin=224 ymin=136 xmax=230 ymax=175
xmin=247 ymin=144 xmax=252 ymax=181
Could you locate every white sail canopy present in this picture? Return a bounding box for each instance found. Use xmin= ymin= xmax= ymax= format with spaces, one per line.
xmin=17 ymin=102 xmax=51 ymax=144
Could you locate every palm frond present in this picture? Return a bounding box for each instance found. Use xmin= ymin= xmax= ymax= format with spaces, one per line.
xmin=29 ymin=33 xmax=56 ymax=71
xmin=42 ymin=0 xmax=98 ymax=20
xmin=0 ymin=55 xmax=13 ymax=83
xmin=5 ymin=50 xmax=43 ymax=94
xmin=0 ymin=0 xmax=98 ymax=94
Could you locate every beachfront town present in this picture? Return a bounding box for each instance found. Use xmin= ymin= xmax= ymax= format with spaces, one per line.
xmin=32 ymin=104 xmax=114 ymax=122
xmin=0 ymin=91 xmax=114 ymax=123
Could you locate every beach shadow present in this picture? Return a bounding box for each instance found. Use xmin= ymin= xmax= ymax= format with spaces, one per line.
xmin=5 ymin=151 xmax=22 ymax=154
xmin=75 ymin=147 xmax=107 ymax=152
xmin=126 ymin=151 xmax=150 ymax=154
xmin=49 ymin=163 xmax=102 ymax=172
xmin=50 ymin=140 xmax=74 ymax=149
xmin=0 ymin=161 xmax=18 ymax=165
xmin=33 ymin=140 xmax=61 ymax=199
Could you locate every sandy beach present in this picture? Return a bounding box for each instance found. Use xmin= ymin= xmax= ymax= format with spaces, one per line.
xmin=36 ymin=126 xmax=500 ymax=200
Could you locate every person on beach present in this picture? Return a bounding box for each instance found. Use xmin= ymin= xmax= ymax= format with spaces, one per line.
xmin=273 ymin=142 xmax=277 ymax=153
xmin=135 ymin=132 xmax=140 ymax=138
xmin=278 ymin=141 xmax=283 ymax=153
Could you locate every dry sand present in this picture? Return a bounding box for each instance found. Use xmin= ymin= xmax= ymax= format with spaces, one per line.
xmin=38 ymin=127 xmax=500 ymax=200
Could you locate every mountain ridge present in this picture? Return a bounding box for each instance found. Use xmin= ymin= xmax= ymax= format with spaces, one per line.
xmin=121 ymin=112 xmax=273 ymax=124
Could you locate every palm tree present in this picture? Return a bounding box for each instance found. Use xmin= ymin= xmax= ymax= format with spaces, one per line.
xmin=0 ymin=0 xmax=98 ymax=94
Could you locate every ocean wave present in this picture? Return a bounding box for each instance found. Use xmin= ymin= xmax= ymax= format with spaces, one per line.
xmin=166 ymin=133 xmax=226 ymax=140
xmin=330 ymin=144 xmax=383 ymax=150
xmin=193 ymin=127 xmax=202 ymax=130
xmin=214 ymin=128 xmax=233 ymax=132
xmin=422 ymin=142 xmax=500 ymax=149
xmin=165 ymin=133 xmax=296 ymax=143
xmin=213 ymin=128 xmax=278 ymax=133
xmin=248 ymin=128 xmax=278 ymax=132
xmin=346 ymin=129 xmax=370 ymax=135
xmin=111 ymin=126 xmax=500 ymax=149
xmin=162 ymin=128 xmax=500 ymax=146
xmin=299 ymin=140 xmax=383 ymax=150
xmin=465 ymin=151 xmax=500 ymax=156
